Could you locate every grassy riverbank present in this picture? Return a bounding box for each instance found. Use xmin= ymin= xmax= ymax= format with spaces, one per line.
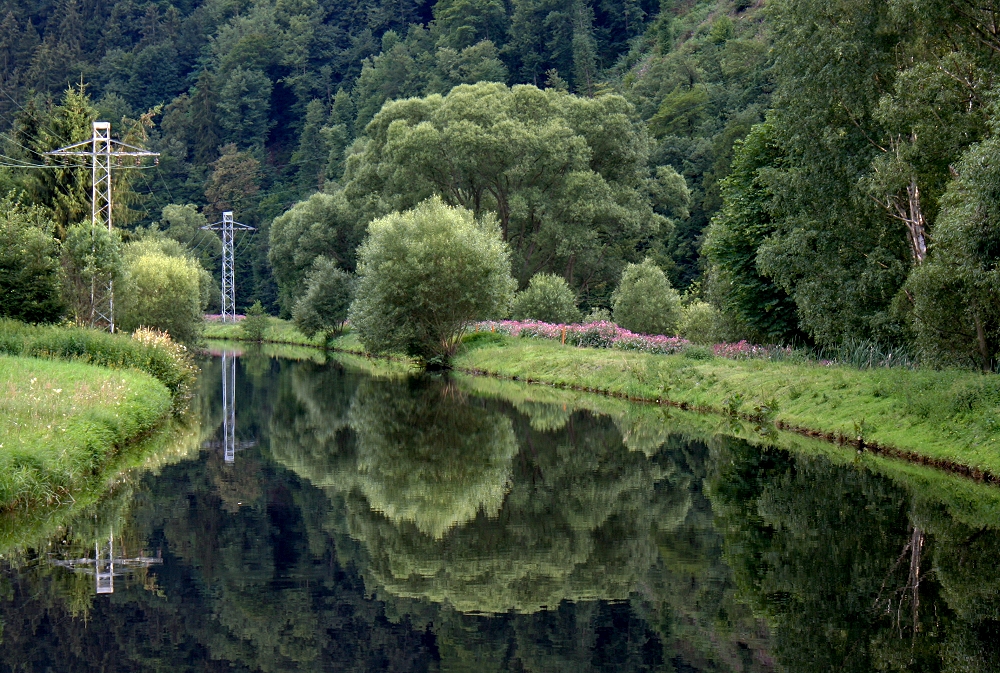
xmin=203 ymin=318 xmax=327 ymax=348
xmin=0 ymin=320 xmax=199 ymax=511
xmin=455 ymin=336 xmax=1000 ymax=477
xmin=0 ymin=355 xmax=172 ymax=509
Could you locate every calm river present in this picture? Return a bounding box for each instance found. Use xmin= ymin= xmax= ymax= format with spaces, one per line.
xmin=2 ymin=349 xmax=999 ymax=671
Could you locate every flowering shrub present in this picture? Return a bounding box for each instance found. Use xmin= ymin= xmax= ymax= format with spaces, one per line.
xmin=713 ymin=341 xmax=794 ymax=361
xmin=473 ymin=320 xmax=691 ymax=355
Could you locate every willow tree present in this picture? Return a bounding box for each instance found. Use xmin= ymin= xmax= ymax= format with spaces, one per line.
xmin=344 ymin=82 xmax=680 ymax=303
xmin=349 ymin=196 xmax=515 ymax=362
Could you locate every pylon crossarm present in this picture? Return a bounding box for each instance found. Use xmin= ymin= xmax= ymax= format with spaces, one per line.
xmin=202 ymin=222 xmax=255 ymax=231
xmin=44 ymin=140 xmax=94 ymax=152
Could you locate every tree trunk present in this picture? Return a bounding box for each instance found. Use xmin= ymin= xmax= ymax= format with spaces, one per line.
xmin=972 ymin=298 xmax=992 ymax=371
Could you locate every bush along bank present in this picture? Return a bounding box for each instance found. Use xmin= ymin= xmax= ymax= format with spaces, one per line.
xmin=454 ymin=334 xmax=1000 ymax=481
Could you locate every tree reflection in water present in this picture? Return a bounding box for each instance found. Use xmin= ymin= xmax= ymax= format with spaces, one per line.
xmin=1 ymin=352 xmax=999 ymax=672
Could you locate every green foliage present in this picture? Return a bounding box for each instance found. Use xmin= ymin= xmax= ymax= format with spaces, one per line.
xmin=0 ymin=198 xmax=63 ymax=323
xmin=612 ymin=259 xmax=681 ymax=336
xmin=349 ymin=377 xmax=518 ymax=538
xmin=906 ymin=134 xmax=1000 ymax=370
xmin=268 ymin=190 xmax=362 ymax=314
xmin=511 ymin=273 xmax=581 ymax=324
xmin=679 ymin=301 xmax=721 ymax=345
xmin=156 ymin=204 xmax=221 ymax=281
xmin=117 ymin=238 xmax=209 ymax=344
xmin=432 ymin=0 xmax=509 ymax=49
xmin=203 ymin=144 xmax=261 ymax=220
xmin=217 ymin=67 xmax=274 ymax=148
xmin=624 ymin=3 xmax=773 ymax=288
xmin=703 ymin=123 xmax=802 ymax=344
xmin=240 ymin=301 xmax=270 ymax=342
xmin=350 ymin=197 xmax=516 ymax=361
xmin=351 ymin=29 xmax=509 ymax=130
xmin=292 ymin=257 xmax=356 ymax=341
xmin=290 ymin=99 xmax=330 ymax=195
xmin=61 ymin=221 xmax=124 ymax=327
xmin=10 ymin=87 xmax=96 ymax=235
xmin=345 ymin=82 xmax=668 ymax=303
xmin=584 ymin=306 xmax=611 ymax=322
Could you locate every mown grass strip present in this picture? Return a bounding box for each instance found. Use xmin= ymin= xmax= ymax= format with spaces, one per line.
xmin=0 ymin=355 xmax=172 ymax=510
xmin=454 ymin=337 xmax=1000 ymax=478
xmin=203 ymin=319 xmax=328 ymax=348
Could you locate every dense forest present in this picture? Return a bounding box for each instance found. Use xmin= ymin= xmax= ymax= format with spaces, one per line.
xmin=3 ymin=0 xmax=1000 ymax=366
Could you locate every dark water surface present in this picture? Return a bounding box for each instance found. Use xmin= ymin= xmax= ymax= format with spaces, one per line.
xmin=2 ymin=349 xmax=1000 ymax=672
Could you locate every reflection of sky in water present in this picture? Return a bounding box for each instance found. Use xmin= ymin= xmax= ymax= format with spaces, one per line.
xmin=3 ymin=350 xmax=1000 ymax=672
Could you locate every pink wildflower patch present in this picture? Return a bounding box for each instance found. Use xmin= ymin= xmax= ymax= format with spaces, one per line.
xmin=712 ymin=341 xmax=793 ymax=360
xmin=473 ymin=320 xmax=690 ymax=355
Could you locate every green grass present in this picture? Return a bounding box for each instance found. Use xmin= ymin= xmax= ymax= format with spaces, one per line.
xmin=455 ymin=336 xmax=1000 ymax=476
xmin=457 ymin=373 xmax=1000 ymax=529
xmin=0 ymin=319 xmax=198 ymax=409
xmin=205 ymin=318 xmax=372 ymax=356
xmin=204 ymin=318 xmax=328 ymax=348
xmin=0 ymin=355 xmax=173 ymax=510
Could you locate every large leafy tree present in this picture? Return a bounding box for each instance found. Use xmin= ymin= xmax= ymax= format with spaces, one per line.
xmin=345 ymin=82 xmax=673 ymax=303
xmin=906 ymin=134 xmax=1000 ymax=370
xmin=268 ymin=190 xmax=363 ymax=314
xmin=703 ymin=122 xmax=803 ymax=344
xmin=117 ymin=237 xmax=211 ymax=343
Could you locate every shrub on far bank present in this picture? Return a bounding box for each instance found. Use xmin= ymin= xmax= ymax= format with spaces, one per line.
xmin=350 ymin=197 xmax=516 ymax=362
xmin=117 ymin=238 xmax=211 ymax=344
xmin=241 ymin=301 xmax=270 ymax=342
xmin=679 ymin=301 xmax=723 ymax=345
xmin=62 ymin=221 xmax=123 ymax=328
xmin=612 ymin=259 xmax=681 ymax=336
xmin=511 ymin=273 xmax=581 ymax=324
xmin=293 ymin=257 xmax=356 ymax=342
xmin=584 ymin=307 xmax=611 ymax=323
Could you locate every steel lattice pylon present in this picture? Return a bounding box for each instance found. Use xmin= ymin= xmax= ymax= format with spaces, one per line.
xmin=46 ymin=121 xmax=159 ymax=332
xmin=202 ymin=212 xmax=254 ymax=323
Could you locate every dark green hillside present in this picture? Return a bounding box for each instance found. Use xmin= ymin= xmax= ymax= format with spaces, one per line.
xmin=0 ymin=0 xmax=768 ymax=308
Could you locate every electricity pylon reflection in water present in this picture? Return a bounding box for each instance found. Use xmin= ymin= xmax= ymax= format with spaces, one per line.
xmin=50 ymin=531 xmax=163 ymax=595
xmin=203 ymin=351 xmax=256 ymax=463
